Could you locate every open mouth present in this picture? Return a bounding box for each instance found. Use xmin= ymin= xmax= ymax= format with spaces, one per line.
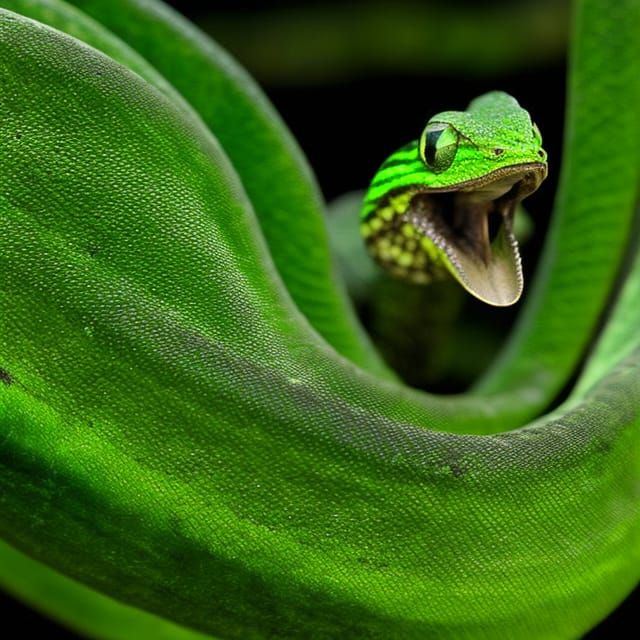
xmin=402 ymin=163 xmax=547 ymax=306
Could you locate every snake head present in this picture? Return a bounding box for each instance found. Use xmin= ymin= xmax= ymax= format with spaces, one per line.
xmin=362 ymin=91 xmax=548 ymax=306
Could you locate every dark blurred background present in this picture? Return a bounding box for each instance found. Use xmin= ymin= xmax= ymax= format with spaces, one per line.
xmin=185 ymin=0 xmax=571 ymax=392
xmin=2 ymin=0 xmax=637 ymax=636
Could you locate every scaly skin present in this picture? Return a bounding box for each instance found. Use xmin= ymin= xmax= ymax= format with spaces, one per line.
xmin=59 ymin=0 xmax=639 ymax=426
xmin=0 ymin=1 xmax=639 ymax=639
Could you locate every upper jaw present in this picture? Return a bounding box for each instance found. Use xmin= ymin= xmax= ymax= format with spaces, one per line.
xmin=458 ymin=162 xmax=547 ymax=203
xmin=404 ymin=163 xmax=547 ymax=306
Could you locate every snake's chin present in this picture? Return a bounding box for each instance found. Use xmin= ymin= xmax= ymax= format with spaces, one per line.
xmin=405 ymin=163 xmax=547 ymax=306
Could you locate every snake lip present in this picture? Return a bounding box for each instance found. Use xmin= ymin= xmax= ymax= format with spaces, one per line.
xmin=403 ymin=162 xmax=547 ymax=306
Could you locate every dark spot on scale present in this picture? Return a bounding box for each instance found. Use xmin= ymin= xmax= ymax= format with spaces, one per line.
xmin=14 ymin=131 xmax=22 ymax=140
xmin=357 ymin=555 xmax=389 ymax=570
xmin=87 ymin=243 xmax=101 ymax=258
xmin=449 ymin=462 xmax=466 ymax=478
xmin=594 ymin=438 xmax=612 ymax=455
xmin=0 ymin=368 xmax=14 ymax=385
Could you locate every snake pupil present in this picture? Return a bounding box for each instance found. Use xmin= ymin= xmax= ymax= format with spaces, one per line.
xmin=425 ymin=128 xmax=445 ymax=165
xmin=421 ymin=123 xmax=459 ymax=173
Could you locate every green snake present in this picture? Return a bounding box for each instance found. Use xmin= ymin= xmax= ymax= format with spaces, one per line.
xmin=361 ymin=92 xmax=547 ymax=306
xmin=0 ymin=1 xmax=639 ymax=639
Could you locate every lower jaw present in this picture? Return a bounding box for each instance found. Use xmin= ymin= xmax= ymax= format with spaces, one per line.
xmin=402 ymin=194 xmax=523 ymax=306
xmin=364 ymin=164 xmax=545 ymax=306
xmin=364 ymin=192 xmax=524 ymax=306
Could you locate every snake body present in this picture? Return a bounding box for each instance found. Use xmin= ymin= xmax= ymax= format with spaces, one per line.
xmin=0 ymin=0 xmax=639 ymax=639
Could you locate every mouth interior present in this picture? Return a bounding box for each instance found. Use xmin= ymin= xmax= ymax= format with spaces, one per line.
xmin=404 ymin=169 xmax=542 ymax=306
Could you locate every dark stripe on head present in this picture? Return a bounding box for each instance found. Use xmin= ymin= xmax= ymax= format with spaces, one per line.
xmin=370 ymin=169 xmax=422 ymax=190
xmin=380 ymin=158 xmax=415 ymax=170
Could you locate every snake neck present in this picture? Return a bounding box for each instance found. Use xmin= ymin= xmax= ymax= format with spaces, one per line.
xmin=360 ymin=189 xmax=450 ymax=284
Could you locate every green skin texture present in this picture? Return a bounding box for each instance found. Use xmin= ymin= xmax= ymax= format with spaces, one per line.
xmin=362 ymin=92 xmax=546 ymax=216
xmin=0 ymin=1 xmax=639 ymax=639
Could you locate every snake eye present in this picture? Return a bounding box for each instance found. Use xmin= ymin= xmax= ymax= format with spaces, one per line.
xmin=420 ymin=123 xmax=459 ymax=173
